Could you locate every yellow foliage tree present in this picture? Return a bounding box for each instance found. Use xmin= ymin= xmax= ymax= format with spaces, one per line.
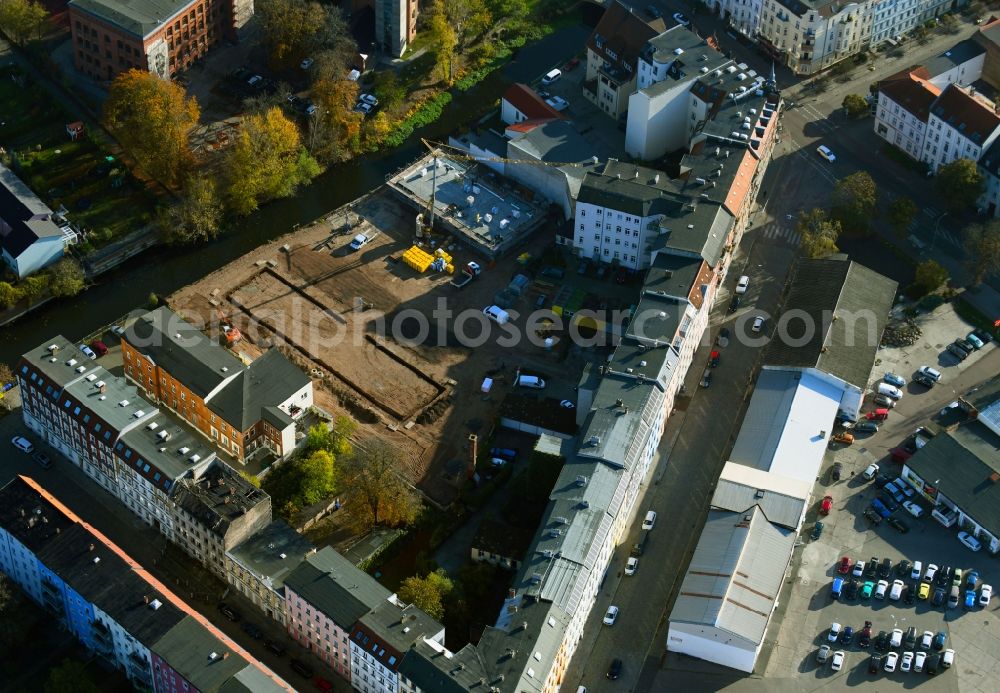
xmin=308 ymin=78 xmax=363 ymax=163
xmin=103 ymin=70 xmax=199 ymax=186
xmin=427 ymin=0 xmax=458 ymax=84
xmin=226 ymin=107 xmax=321 ymax=215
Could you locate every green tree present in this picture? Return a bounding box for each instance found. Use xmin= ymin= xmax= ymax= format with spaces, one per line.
xmin=909 ymin=259 xmax=949 ymax=297
xmin=225 ymin=107 xmax=321 ymax=215
xmin=44 ymin=659 xmax=101 ymax=693
xmin=304 ymin=416 xmax=355 ymax=455
xmin=103 ymin=70 xmax=199 ymax=186
xmin=257 ymin=0 xmax=356 ymax=69
xmin=342 ymin=439 xmax=420 ymax=530
xmin=831 ymin=171 xmax=877 ymax=234
xmin=296 ymin=449 xmax=339 ymax=506
xmin=963 ymin=220 xmax=1000 ymax=285
xmin=398 ymin=569 xmax=454 ymax=620
xmin=841 ymin=94 xmax=869 ymax=119
xmin=939 ymin=13 xmax=958 ymax=32
xmin=485 ymin=0 xmax=529 ymax=33
xmin=798 ymin=208 xmax=843 ymax=258
xmin=162 ymin=174 xmax=223 ymax=244
xmin=444 ymin=0 xmax=491 ymax=51
xmin=0 ymin=0 xmax=49 ymax=46
xmin=240 ymin=470 xmax=261 ymax=488
xmin=887 ymin=196 xmax=918 ymax=238
xmin=372 ymin=71 xmax=406 ymax=113
xmin=0 ymin=281 xmax=21 ymax=308
xmin=427 ymin=0 xmax=458 ymax=84
xmin=20 ymin=273 xmax=48 ymax=302
xmin=935 ymin=158 xmax=985 ymax=212
xmin=45 ymin=257 xmax=85 ymax=297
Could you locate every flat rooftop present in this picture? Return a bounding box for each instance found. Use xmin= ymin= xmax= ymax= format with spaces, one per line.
xmin=388 ymin=153 xmax=545 ymax=257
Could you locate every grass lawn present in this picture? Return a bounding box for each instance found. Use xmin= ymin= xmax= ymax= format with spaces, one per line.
xmin=0 ymin=67 xmax=160 ymax=244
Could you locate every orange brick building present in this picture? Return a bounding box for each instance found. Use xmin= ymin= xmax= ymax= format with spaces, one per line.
xmin=67 ymin=0 xmax=254 ymax=81
xmin=120 ymin=307 xmax=313 ymax=464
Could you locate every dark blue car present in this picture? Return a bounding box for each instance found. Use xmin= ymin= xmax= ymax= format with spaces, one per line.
xmin=871 ymin=498 xmax=891 ymax=518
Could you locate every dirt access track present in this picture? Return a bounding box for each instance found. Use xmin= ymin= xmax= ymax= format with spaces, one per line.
xmin=169 ymin=187 xmax=557 ymax=505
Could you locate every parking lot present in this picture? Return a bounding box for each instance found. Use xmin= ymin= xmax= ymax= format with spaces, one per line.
xmin=763 ymin=302 xmax=1000 ymax=693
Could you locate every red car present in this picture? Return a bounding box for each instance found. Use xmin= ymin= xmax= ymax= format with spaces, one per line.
xmin=890 ymin=447 xmax=913 ymax=463
xmin=866 ymin=408 xmax=889 ymax=421
xmin=838 ymin=556 xmax=852 ymax=574
xmin=565 ymin=57 xmax=581 ymax=71
xmin=90 ymin=340 xmax=108 ymax=357
xmin=313 ymin=677 xmax=333 ymax=692
xmin=820 ymin=495 xmax=834 ymax=515
xmin=709 ymin=350 xmax=720 ymax=367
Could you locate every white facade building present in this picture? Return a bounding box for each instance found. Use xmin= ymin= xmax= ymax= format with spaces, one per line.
xmin=870 ymin=0 xmax=920 ymax=47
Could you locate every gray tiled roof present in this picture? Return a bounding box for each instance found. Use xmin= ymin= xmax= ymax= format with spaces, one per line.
xmin=711 ymin=473 xmax=807 ymax=530
xmin=924 ymin=39 xmax=986 ymax=80
xmin=397 ymin=641 xmax=488 ymax=692
xmin=206 ymin=349 xmax=310 ymax=431
xmin=576 ymin=161 xmax=677 ymax=218
xmin=283 ymin=547 xmax=392 ymax=629
xmin=764 ymin=258 xmax=897 ymax=389
xmin=151 ymin=616 xmax=246 ymax=691
xmin=69 ymin=0 xmax=192 ymax=38
xmin=124 ymin=307 xmax=243 ymax=400
xmin=670 ymin=507 xmax=796 ymax=645
xmin=906 ymin=424 xmax=1000 ymax=535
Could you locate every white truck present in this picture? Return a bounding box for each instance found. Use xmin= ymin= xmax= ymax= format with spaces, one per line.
xmin=349 ymin=232 xmax=375 ymax=251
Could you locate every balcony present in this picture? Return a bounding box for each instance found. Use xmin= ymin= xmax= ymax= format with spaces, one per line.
xmin=92 ymin=621 xmax=114 ymax=655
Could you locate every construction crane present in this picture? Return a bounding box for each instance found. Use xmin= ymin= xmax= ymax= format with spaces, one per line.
xmin=417 ymin=138 xmax=607 ymax=233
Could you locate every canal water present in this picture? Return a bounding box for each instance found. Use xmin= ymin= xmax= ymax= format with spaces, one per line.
xmin=0 ymin=24 xmax=591 ymax=365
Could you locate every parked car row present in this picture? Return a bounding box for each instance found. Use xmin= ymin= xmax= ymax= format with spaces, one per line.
xmin=818 ymin=630 xmax=955 ymax=674
xmin=832 ymin=556 xmax=991 ymax=610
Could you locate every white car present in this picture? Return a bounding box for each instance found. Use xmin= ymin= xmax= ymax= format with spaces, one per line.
xmin=559 ymin=400 xmax=575 ymax=408
xmin=853 ymin=560 xmax=866 ymax=578
xmin=831 ymin=650 xmax=845 ymax=671
xmin=918 ymin=365 xmax=942 ymax=382
xmin=300 ymin=57 xmax=314 ymax=70
xmin=890 ymin=628 xmax=903 ymax=649
xmin=901 ymin=651 xmax=914 ymax=672
xmin=354 ymin=102 xmax=373 ymax=114
xmin=735 ymin=275 xmax=750 ymax=294
xmin=919 ymin=630 xmax=933 ymax=650
xmin=884 ymin=651 xmax=899 ymax=672
xmin=11 ymin=436 xmax=34 ymax=454
xmin=924 ymin=563 xmax=939 ymax=583
xmin=958 ymin=531 xmax=982 ymax=552
xmin=828 ymin=622 xmax=842 ymax=642
xmin=603 ymin=605 xmax=619 ymax=625
xmin=902 ymin=500 xmax=924 ymax=518
xmin=817 ymin=145 xmax=836 ymax=162
xmin=672 ymin=12 xmax=690 ymax=26
xmin=980 ymin=584 xmax=993 ymax=606
xmin=359 ymin=93 xmax=379 ymax=106
xmin=911 ymin=561 xmax=922 ymax=580
xmin=545 ymin=96 xmax=569 ymax=112
xmin=889 ymin=579 xmax=904 ymax=601
xmin=875 ymin=579 xmax=889 ymax=600
xmin=914 ymin=651 xmax=927 ymax=672
xmin=349 ymin=233 xmax=371 ymax=251
xmin=942 ymin=648 xmax=955 ymax=668
xmin=625 ymin=557 xmax=638 ymax=576
xmin=79 ymin=343 xmax=97 ymax=359
xmin=751 ymin=316 xmax=765 ymax=333
xmin=863 ymin=463 xmax=879 ymax=480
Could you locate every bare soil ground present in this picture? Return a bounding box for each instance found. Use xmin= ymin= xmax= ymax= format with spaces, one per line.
xmin=169 ymin=187 xmax=559 ymax=505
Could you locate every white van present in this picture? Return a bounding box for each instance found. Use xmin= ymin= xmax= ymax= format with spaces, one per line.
xmin=642 ymin=510 xmax=657 ymax=530
xmin=542 ymin=68 xmax=562 ymax=85
xmin=517 ymin=375 xmax=545 ymax=389
xmin=483 ymin=305 xmax=510 ymax=324
xmin=877 ymin=382 xmax=903 ymax=399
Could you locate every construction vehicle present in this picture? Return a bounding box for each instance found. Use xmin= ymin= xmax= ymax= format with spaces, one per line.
xmin=216 ymin=307 xmax=242 ymax=346
xmin=450 ymin=262 xmax=481 ymax=289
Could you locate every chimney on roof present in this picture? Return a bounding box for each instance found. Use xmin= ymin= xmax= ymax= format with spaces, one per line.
xmin=991 ymin=472 xmax=1000 ymax=484
xmin=88 ymin=543 xmax=95 ymax=552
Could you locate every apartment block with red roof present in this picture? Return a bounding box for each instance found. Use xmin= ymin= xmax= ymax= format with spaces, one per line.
xmin=500 ymin=83 xmax=565 ymax=126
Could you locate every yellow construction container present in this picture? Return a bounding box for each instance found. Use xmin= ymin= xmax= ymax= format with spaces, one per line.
xmin=445 ymin=264 xmax=455 ymax=274
xmin=403 ymin=245 xmax=434 ymax=272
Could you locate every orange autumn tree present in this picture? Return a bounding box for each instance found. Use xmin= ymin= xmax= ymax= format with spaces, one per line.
xmin=103 ymin=70 xmax=199 ymax=186
xmin=307 ymin=77 xmax=363 ymax=163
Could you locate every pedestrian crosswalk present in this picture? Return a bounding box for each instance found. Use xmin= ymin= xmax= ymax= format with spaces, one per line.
xmin=906 ymin=214 xmax=961 ymax=249
xmin=757 ymin=219 xmax=801 ymax=247
xmin=922 ymin=205 xmax=944 ymax=218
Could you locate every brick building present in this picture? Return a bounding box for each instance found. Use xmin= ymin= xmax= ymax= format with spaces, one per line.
xmin=68 ymin=0 xmax=253 ymax=81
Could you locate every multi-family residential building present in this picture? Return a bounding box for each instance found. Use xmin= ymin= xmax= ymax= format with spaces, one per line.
xmin=284 ymin=547 xmax=396 ymax=682
xmin=756 ymin=0 xmax=874 ymax=75
xmin=0 ymin=476 xmax=291 ymax=692
xmin=68 ymin=0 xmax=250 ymax=81
xmin=874 ymin=40 xmax=1000 ymax=178
xmin=583 ymin=1 xmax=665 ymax=119
xmin=121 ymin=306 xmax=313 ymax=463
xmin=973 ymin=17 xmax=1000 ymax=89
xmin=375 ymin=0 xmax=418 ymax=57
xmin=870 ymin=0 xmax=921 ymax=47
xmin=225 ymin=519 xmax=316 ymax=625
xmin=0 ymin=162 xmax=75 ymax=279
xmin=168 ymin=460 xmax=271 ymax=578
xmin=350 ymin=600 xmax=445 ymax=693
xmin=706 ymin=0 xmax=764 ymax=38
